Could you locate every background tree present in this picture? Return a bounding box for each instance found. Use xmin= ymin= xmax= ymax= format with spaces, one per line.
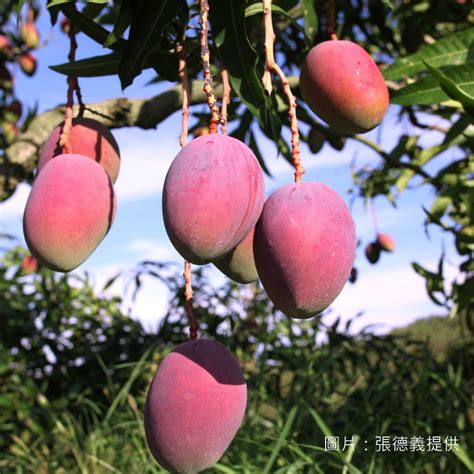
xmin=0 ymin=0 xmax=473 ymax=472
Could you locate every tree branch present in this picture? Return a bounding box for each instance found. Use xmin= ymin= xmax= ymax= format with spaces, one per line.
xmin=1 ymin=76 xmax=300 ymax=201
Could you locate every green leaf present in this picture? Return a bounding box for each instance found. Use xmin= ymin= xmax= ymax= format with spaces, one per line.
xmin=50 ymin=52 xmax=122 ymax=77
xmin=209 ymin=0 xmax=280 ymax=139
xmin=423 ymin=59 xmax=474 ymax=112
xmin=302 ymin=0 xmax=318 ymax=45
xmin=103 ymin=0 xmax=139 ymax=48
xmin=451 ymin=445 xmax=474 ymax=472
xmin=429 ymin=196 xmax=451 ymax=220
xmin=59 ymin=4 xmax=120 ymax=51
xmin=118 ymin=0 xmax=186 ymax=89
xmin=245 ymin=2 xmax=313 ymax=47
xmin=244 ymin=2 xmax=288 ymax=18
xmin=384 ymin=28 xmax=474 ymax=81
xmin=249 ymin=132 xmax=272 ymax=177
xmin=261 ymin=405 xmax=299 ymax=474
xmin=391 ymin=62 xmax=474 ymax=106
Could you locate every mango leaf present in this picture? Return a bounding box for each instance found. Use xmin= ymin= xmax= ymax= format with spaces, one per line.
xmin=443 ymin=115 xmax=473 ymax=146
xmin=412 ymin=260 xmax=446 ymax=307
xmin=384 ymin=28 xmax=474 ymax=81
xmin=59 ymin=4 xmax=121 ymax=51
xmin=391 ymin=62 xmax=474 ymax=106
xmin=209 ymin=0 xmax=281 ymax=142
xmin=429 ymin=196 xmax=452 ymax=221
xmin=244 ymin=2 xmax=288 ymax=18
xmin=249 ymin=132 xmax=272 ymax=177
xmin=423 ymin=60 xmax=474 ymax=114
xmin=302 ymin=0 xmax=318 ymax=46
xmin=244 ymin=2 xmax=312 ymax=47
xmin=103 ymin=0 xmax=139 ymax=48
xmin=50 ymin=52 xmax=121 ymax=77
xmin=147 ymin=50 xmax=180 ymax=83
xmin=118 ymin=0 xmax=186 ymax=89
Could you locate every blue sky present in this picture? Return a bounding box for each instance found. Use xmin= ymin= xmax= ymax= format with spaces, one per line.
xmin=0 ymin=10 xmax=459 ymax=334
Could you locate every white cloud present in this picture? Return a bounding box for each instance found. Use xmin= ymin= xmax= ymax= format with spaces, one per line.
xmin=328 ymin=263 xmax=442 ymax=334
xmin=129 ymin=238 xmax=181 ymax=262
xmin=113 ymin=132 xmax=180 ymax=201
xmin=0 ymin=183 xmax=30 ymax=224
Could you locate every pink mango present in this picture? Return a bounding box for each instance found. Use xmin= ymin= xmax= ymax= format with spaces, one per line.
xmin=254 ymin=182 xmax=356 ymax=318
xmin=145 ymin=339 xmax=247 ymax=473
xmin=214 ymin=228 xmax=258 ymax=284
xmin=300 ymin=40 xmax=389 ymax=134
xmin=162 ymin=134 xmax=264 ymax=264
xmin=23 ymin=154 xmax=116 ymax=272
xmin=39 ymin=117 xmax=121 ymax=183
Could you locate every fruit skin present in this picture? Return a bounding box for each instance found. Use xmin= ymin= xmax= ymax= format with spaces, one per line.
xmin=20 ymin=21 xmax=40 ymax=49
xmin=162 ymin=134 xmax=265 ymax=264
xmin=38 ymin=117 xmax=121 ymax=183
xmin=0 ymin=34 xmax=13 ymax=57
xmin=19 ymin=52 xmax=37 ymax=76
xmin=214 ymin=228 xmax=258 ymax=284
xmin=193 ymin=126 xmax=210 ymax=138
xmin=21 ymin=255 xmax=39 ymax=274
xmin=300 ymin=40 xmax=389 ymax=134
xmin=253 ymin=182 xmax=356 ymax=319
xmin=377 ymin=233 xmax=395 ymax=252
xmin=365 ymin=242 xmax=380 ymax=264
xmin=145 ymin=339 xmax=247 ymax=474
xmin=23 ymin=154 xmax=116 ymax=272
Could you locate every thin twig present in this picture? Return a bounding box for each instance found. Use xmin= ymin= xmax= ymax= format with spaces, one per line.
xmin=368 ymin=199 xmax=379 ymax=235
xmin=58 ymin=22 xmax=78 ymax=153
xmin=183 ymin=261 xmax=198 ymax=340
xmin=199 ymin=0 xmax=220 ymax=134
xmin=328 ymin=0 xmax=337 ymax=40
xmin=263 ymin=0 xmax=304 ymax=182
xmin=177 ymin=39 xmax=197 ymax=341
xmin=178 ymin=41 xmax=190 ymax=147
xmin=220 ymin=68 xmax=231 ymax=135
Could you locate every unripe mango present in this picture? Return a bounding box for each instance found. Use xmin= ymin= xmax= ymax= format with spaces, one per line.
xmin=21 ymin=254 xmax=39 ymax=274
xmin=300 ymin=40 xmax=389 ymax=134
xmin=19 ymin=52 xmax=37 ymax=76
xmin=0 ymin=34 xmax=12 ymax=57
xmin=214 ymin=228 xmax=258 ymax=284
xmin=365 ymin=242 xmax=380 ymax=264
xmin=377 ymin=233 xmax=395 ymax=252
xmin=162 ymin=134 xmax=265 ymax=264
xmin=20 ymin=21 xmax=40 ymax=49
xmin=39 ymin=118 xmax=121 ymax=183
xmin=254 ymin=182 xmax=356 ymax=318
xmin=23 ymin=154 xmax=116 ymax=272
xmin=145 ymin=339 xmax=247 ymax=473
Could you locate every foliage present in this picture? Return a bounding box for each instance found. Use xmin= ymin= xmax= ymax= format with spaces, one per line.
xmin=0 ymin=1 xmax=473 ymax=470
xmin=0 ymin=243 xmax=473 ymax=472
xmin=0 ymin=0 xmax=471 ymax=322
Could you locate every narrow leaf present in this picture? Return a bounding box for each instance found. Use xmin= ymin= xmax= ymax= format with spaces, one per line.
xmin=423 ymin=59 xmax=474 ymax=109
xmin=118 ymin=0 xmax=186 ymax=89
xmin=302 ymin=0 xmax=318 ymax=45
xmin=50 ymin=52 xmax=121 ymax=77
xmin=391 ymin=62 xmax=474 ymax=106
xmin=261 ymin=405 xmax=299 ymax=474
xmin=103 ymin=0 xmax=139 ymax=48
xmin=59 ymin=4 xmax=121 ymax=51
xmin=384 ymin=28 xmax=474 ymax=81
xmin=209 ymin=0 xmax=279 ymax=138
